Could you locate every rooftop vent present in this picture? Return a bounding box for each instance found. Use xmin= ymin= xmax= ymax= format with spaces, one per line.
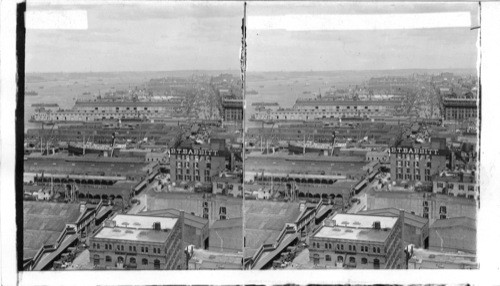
xmin=125 ymin=230 xmax=134 ymax=234
xmin=112 ymin=229 xmax=121 ymax=233
xmin=153 ymin=222 xmax=161 ymax=231
xmin=345 ymin=229 xmax=353 ymax=233
xmin=353 ymin=221 xmax=361 ymax=226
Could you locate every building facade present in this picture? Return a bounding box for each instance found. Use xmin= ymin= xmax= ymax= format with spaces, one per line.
xmin=432 ymin=172 xmax=478 ymax=200
xmin=442 ymin=98 xmax=478 ymax=121
xmin=168 ymin=147 xmax=226 ymax=187
xmin=389 ymin=144 xmax=449 ymax=186
xmin=89 ymin=214 xmax=185 ymax=270
xmin=367 ymin=191 xmax=477 ymax=225
xmin=309 ymin=213 xmax=404 ymax=269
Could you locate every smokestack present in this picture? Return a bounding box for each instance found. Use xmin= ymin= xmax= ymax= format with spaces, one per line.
xmin=373 ymin=221 xmax=381 ymax=230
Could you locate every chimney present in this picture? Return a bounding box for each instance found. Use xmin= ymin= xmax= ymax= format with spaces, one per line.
xmin=299 ymin=201 xmax=306 ymax=212
xmin=153 ymin=222 xmax=161 ymax=231
xmin=104 ymin=220 xmax=116 ymax=228
xmin=79 ymin=201 xmax=87 ymax=213
xmin=373 ymin=221 xmax=381 ymax=230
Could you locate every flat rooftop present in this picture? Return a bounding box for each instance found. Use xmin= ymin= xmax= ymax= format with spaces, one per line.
xmin=112 ymin=214 xmax=177 ymax=230
xmin=330 ymin=213 xmax=398 ymax=229
xmin=313 ymin=214 xmax=398 ymax=243
xmin=94 ymin=227 xmax=171 ymax=243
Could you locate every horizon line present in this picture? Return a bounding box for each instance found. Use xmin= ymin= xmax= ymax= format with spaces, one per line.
xmin=26 ymin=67 xmax=477 ymax=74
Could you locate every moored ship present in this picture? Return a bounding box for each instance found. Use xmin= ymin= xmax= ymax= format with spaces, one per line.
xmin=68 ymin=142 xmax=124 ymax=156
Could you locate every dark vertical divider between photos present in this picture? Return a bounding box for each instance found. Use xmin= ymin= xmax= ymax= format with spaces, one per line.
xmin=16 ymin=1 xmax=26 ymax=271
xmin=241 ymin=1 xmax=247 ymax=267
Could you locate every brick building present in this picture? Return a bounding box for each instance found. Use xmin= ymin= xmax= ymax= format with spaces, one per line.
xmin=389 ymin=140 xmax=450 ymax=186
xmin=367 ymin=190 xmax=477 ymax=225
xmin=221 ymin=98 xmax=243 ymax=122
xmin=168 ymin=146 xmax=226 ymax=188
xmin=89 ymin=213 xmax=185 ymax=270
xmin=309 ymin=212 xmax=405 ymax=269
xmin=442 ymin=98 xmax=478 ymax=121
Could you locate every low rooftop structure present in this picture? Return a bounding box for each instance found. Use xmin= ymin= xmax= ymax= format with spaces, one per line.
xmin=314 ymin=214 xmax=398 ymax=243
xmin=408 ymin=248 xmax=477 ymax=269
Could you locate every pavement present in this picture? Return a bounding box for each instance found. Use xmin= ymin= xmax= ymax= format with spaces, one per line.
xmin=65 ymin=249 xmax=93 ymax=270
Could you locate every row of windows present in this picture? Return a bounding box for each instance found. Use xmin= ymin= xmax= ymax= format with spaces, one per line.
xmin=395 ymin=154 xmax=432 ymax=161
xmin=319 ymin=255 xmax=381 ymax=267
xmin=396 ymin=168 xmax=431 ymax=175
xmin=175 ymin=155 xmax=212 ymax=162
xmin=396 ymin=174 xmax=431 ymax=181
xmin=93 ymin=243 xmax=161 ymax=254
xmin=175 ymin=174 xmax=210 ymax=182
xmin=311 ymin=242 xmax=380 ymax=253
xmin=176 ymin=162 xmax=210 ymax=169
xmin=94 ymin=255 xmax=162 ymax=269
xmin=397 ymin=161 xmax=431 ymax=168
xmin=436 ymin=182 xmax=475 ymax=191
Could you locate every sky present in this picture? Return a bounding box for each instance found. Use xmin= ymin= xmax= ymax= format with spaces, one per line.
xmin=26 ymin=2 xmax=243 ymax=73
xmin=247 ymin=2 xmax=479 ymax=72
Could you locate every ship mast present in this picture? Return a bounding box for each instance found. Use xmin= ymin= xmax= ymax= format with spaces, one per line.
xmin=303 ymin=134 xmax=305 ymax=155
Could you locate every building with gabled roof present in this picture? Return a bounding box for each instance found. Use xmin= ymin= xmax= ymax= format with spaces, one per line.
xmin=429 ymin=217 xmax=476 ymax=254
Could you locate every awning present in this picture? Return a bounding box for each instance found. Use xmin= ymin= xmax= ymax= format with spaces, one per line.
xmin=33 ymin=234 xmax=78 ymax=271
xmin=368 ymin=171 xmax=379 ymax=180
xmin=134 ymin=180 xmax=147 ymax=192
xmin=315 ymin=205 xmax=332 ymax=219
xmin=252 ymin=233 xmax=299 ymax=270
xmin=354 ymin=179 xmax=368 ymax=191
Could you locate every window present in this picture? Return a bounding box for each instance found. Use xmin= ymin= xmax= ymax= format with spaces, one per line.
xmin=142 ymin=258 xmax=148 ymax=265
xmin=439 ymin=206 xmax=447 ymax=214
xmin=468 ymin=185 xmax=475 ymax=192
xmin=437 ymin=182 xmax=444 ymax=188
xmin=440 ymin=214 xmax=447 ymax=219
xmin=325 ymin=243 xmax=328 ymax=249
xmin=361 ymin=258 xmax=368 ymax=264
xmin=130 ymin=257 xmax=136 ymax=264
xmin=377 ymin=247 xmax=381 ymax=253
xmin=349 ymin=257 xmax=356 ymax=264
xmin=337 ymin=256 xmax=344 ymax=262
xmin=141 ymin=246 xmax=144 ymax=252
xmin=145 ymin=247 xmax=149 ymax=253
xmin=312 ymin=242 xmax=316 ymax=248
xmin=427 ymin=162 xmax=431 ymax=168
xmin=459 ymin=184 xmax=465 ymax=190
xmin=153 ymin=248 xmax=156 ymax=254
xmin=93 ymin=255 xmax=100 ymax=266
xmin=129 ymin=246 xmax=133 ymax=252
xmin=353 ymin=245 xmax=356 ymax=252
xmin=105 ymin=256 xmax=111 ymax=262
xmin=374 ymin=259 xmax=380 ymax=269
xmin=326 ymin=255 xmax=332 ymax=261
xmin=154 ymin=259 xmax=161 ymax=270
